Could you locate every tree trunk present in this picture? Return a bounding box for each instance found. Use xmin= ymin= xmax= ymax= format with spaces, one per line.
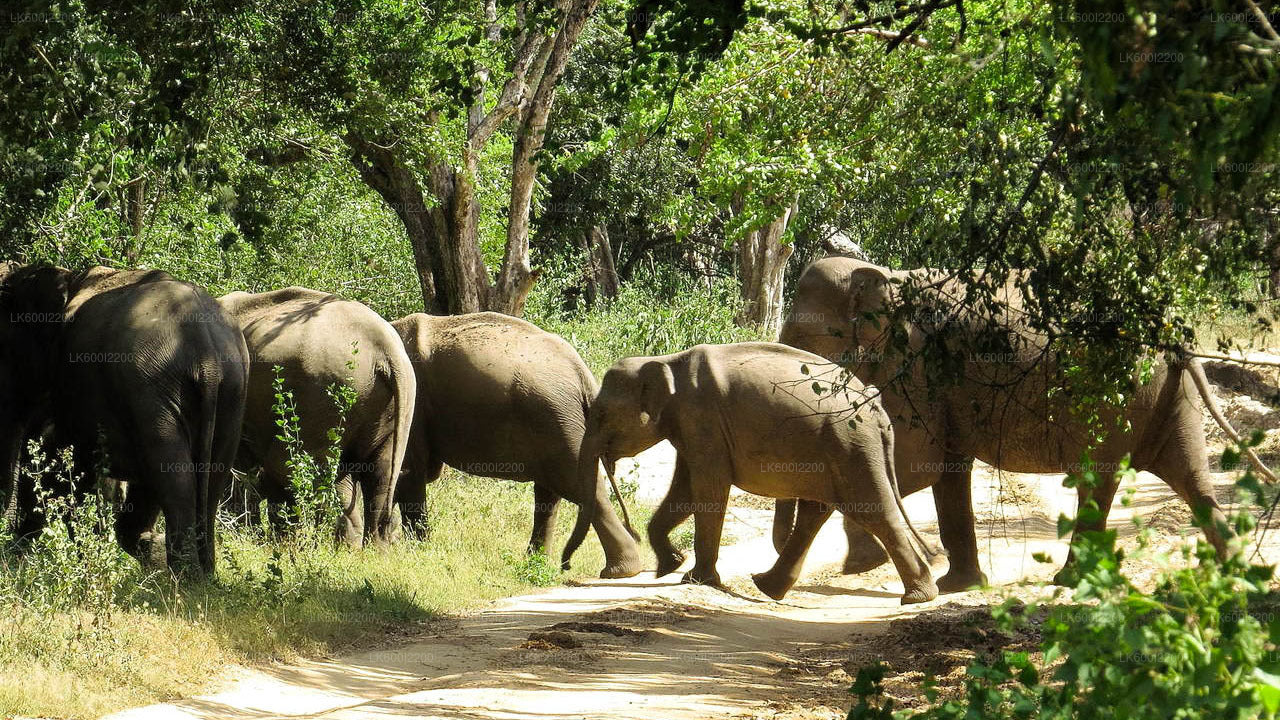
xmin=492 ymin=0 xmax=600 ymax=316
xmin=346 ymin=0 xmax=600 ymax=318
xmin=120 ymin=176 xmax=147 ymax=265
xmin=586 ymin=224 xmax=619 ymax=303
xmin=432 ymin=148 xmax=492 ymax=313
xmin=346 ymin=132 xmax=496 ymax=314
xmin=735 ymin=200 xmax=797 ymax=336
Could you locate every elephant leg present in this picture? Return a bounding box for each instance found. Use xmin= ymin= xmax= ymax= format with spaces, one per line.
xmin=529 ymin=483 xmax=561 ymax=555
xmin=753 ymin=500 xmax=834 ymax=600
xmin=1055 ymin=470 xmax=1120 ymax=586
xmin=845 ymin=468 xmax=938 ymax=605
xmin=649 ymin=457 xmax=694 ymax=576
xmin=773 ymin=499 xmax=797 ymax=553
xmin=134 ymin=440 xmax=204 ymax=578
xmin=683 ymin=461 xmax=731 ymax=588
xmin=577 ymin=462 xmax=643 ymax=580
xmin=335 ymin=472 xmax=364 ymax=548
xmin=840 ymin=514 xmax=889 ymax=574
xmin=933 ymin=457 xmax=987 ymax=593
xmin=356 ymin=441 xmax=400 ymax=546
xmin=252 ymin=469 xmax=293 ymax=539
xmin=396 ymin=456 xmax=443 ymax=534
xmin=1146 ymin=439 xmax=1230 ymax=556
xmin=116 ymin=482 xmax=163 ymax=566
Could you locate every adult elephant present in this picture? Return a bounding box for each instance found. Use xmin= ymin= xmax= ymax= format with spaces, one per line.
xmin=776 ymin=257 xmax=1256 ymax=590
xmin=561 ymin=342 xmax=937 ymax=603
xmin=219 ymin=288 xmax=414 ymax=546
xmin=391 ymin=312 xmax=643 ymax=579
xmin=0 ymin=264 xmax=248 ymax=577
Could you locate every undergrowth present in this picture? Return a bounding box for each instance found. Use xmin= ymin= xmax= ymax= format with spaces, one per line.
xmin=849 ymin=442 xmax=1280 ymax=720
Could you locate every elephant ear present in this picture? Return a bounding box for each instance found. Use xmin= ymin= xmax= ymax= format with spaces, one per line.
xmin=846 ymin=266 xmax=928 ymax=358
xmin=845 ymin=266 xmax=893 ymax=337
xmin=1 ymin=265 xmax=71 ymax=319
xmin=638 ymin=361 xmax=676 ymax=426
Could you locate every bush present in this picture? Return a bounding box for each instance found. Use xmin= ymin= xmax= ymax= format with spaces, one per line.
xmin=528 ymin=270 xmax=768 ymax=375
xmin=848 ymin=451 xmax=1280 ymax=720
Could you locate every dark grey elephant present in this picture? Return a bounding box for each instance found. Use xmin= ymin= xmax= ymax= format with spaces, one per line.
xmin=562 ymin=342 xmax=937 ymax=604
xmin=218 ymin=288 xmax=415 ymax=546
xmin=0 ymin=264 xmax=248 ymax=577
xmin=391 ymin=312 xmax=643 ymax=579
xmin=776 ymin=256 xmax=1246 ymax=590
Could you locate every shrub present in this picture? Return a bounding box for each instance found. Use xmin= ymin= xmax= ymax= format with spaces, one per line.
xmin=848 ymin=449 xmax=1280 ymax=720
xmin=269 ymin=349 xmax=358 ymax=544
xmin=529 ymin=271 xmax=768 ymax=376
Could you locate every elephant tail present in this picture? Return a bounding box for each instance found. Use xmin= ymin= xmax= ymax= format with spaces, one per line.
xmin=1186 ymin=353 xmax=1279 ymax=484
xmin=387 ymin=357 xmax=415 ymax=496
xmin=880 ymin=407 xmax=934 ymax=557
xmin=195 ymin=362 xmax=221 ymax=568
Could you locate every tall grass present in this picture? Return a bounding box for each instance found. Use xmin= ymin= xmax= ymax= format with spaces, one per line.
xmin=0 ymin=467 xmax=618 ymax=719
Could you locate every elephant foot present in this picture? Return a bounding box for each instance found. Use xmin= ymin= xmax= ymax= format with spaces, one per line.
xmin=600 ymin=552 xmax=645 ymax=579
xmin=901 ymin=578 xmax=939 ymax=605
xmin=841 ymin=542 xmax=890 ymax=575
xmin=681 ymin=567 xmax=722 ymax=588
xmin=936 ymin=567 xmax=988 ymax=593
xmin=134 ymin=532 xmax=167 ymax=570
xmin=751 ymin=569 xmax=797 ymax=601
xmin=655 ymin=549 xmax=686 ymax=577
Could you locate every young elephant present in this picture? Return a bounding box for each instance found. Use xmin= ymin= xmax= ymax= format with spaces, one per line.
xmin=563 ymin=342 xmax=937 ymax=604
xmin=391 ymin=312 xmax=643 ymax=579
xmin=0 ymin=265 xmax=248 ymax=577
xmin=219 ymin=288 xmax=415 ymax=546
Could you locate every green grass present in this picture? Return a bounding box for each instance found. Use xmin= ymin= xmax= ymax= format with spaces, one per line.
xmin=0 ymin=470 xmax=647 ymax=719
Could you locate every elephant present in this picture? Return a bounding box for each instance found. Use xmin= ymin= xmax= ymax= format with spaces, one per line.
xmin=390 ymin=312 xmax=643 ymax=579
xmin=0 ymin=264 xmax=248 ymax=577
xmin=776 ymin=256 xmax=1243 ymax=590
xmin=218 ymin=288 xmax=415 ymax=546
xmin=562 ymin=341 xmax=938 ymax=604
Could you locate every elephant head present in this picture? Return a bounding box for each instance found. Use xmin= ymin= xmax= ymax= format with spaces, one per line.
xmin=560 ymin=357 xmax=675 ymax=568
xmin=0 ymin=265 xmax=73 ymax=512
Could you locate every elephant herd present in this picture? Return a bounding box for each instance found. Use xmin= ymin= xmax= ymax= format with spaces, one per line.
xmin=0 ymin=258 xmax=1253 ymax=605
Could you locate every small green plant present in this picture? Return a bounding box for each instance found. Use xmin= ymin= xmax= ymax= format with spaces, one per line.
xmin=271 ymin=345 xmax=359 ymax=545
xmin=673 ymin=522 xmax=697 ymax=553
xmin=12 ymin=442 xmax=143 ymax=615
xmin=506 ymin=549 xmax=561 ymax=587
xmin=848 ymin=443 xmax=1280 ymax=720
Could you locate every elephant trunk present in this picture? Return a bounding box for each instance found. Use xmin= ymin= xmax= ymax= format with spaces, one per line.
xmin=602 ymin=457 xmax=639 ymax=541
xmin=1186 ymin=353 xmax=1279 ymax=484
xmin=560 ymin=431 xmax=603 ymax=571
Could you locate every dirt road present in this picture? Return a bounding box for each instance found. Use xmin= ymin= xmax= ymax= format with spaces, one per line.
xmin=108 ymin=440 xmax=1256 ymax=720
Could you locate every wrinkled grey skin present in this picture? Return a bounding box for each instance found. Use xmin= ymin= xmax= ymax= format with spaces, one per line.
xmin=0 ymin=264 xmax=248 ymax=577
xmin=219 ymin=288 xmax=415 ymax=547
xmin=776 ymin=257 xmax=1229 ymax=590
xmin=563 ymin=342 xmax=937 ymax=604
xmin=391 ymin=312 xmax=642 ymax=579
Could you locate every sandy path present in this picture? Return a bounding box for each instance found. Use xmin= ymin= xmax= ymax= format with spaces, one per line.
xmin=108 ymin=441 xmax=1249 ymax=720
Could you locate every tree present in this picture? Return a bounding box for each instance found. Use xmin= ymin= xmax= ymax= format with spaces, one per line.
xmin=617 ymin=3 xmax=941 ymax=333
xmin=626 ymin=0 xmax=1279 ymax=389
xmin=229 ymin=0 xmax=606 ymax=315
xmin=0 ymin=0 xmax=245 ymax=263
